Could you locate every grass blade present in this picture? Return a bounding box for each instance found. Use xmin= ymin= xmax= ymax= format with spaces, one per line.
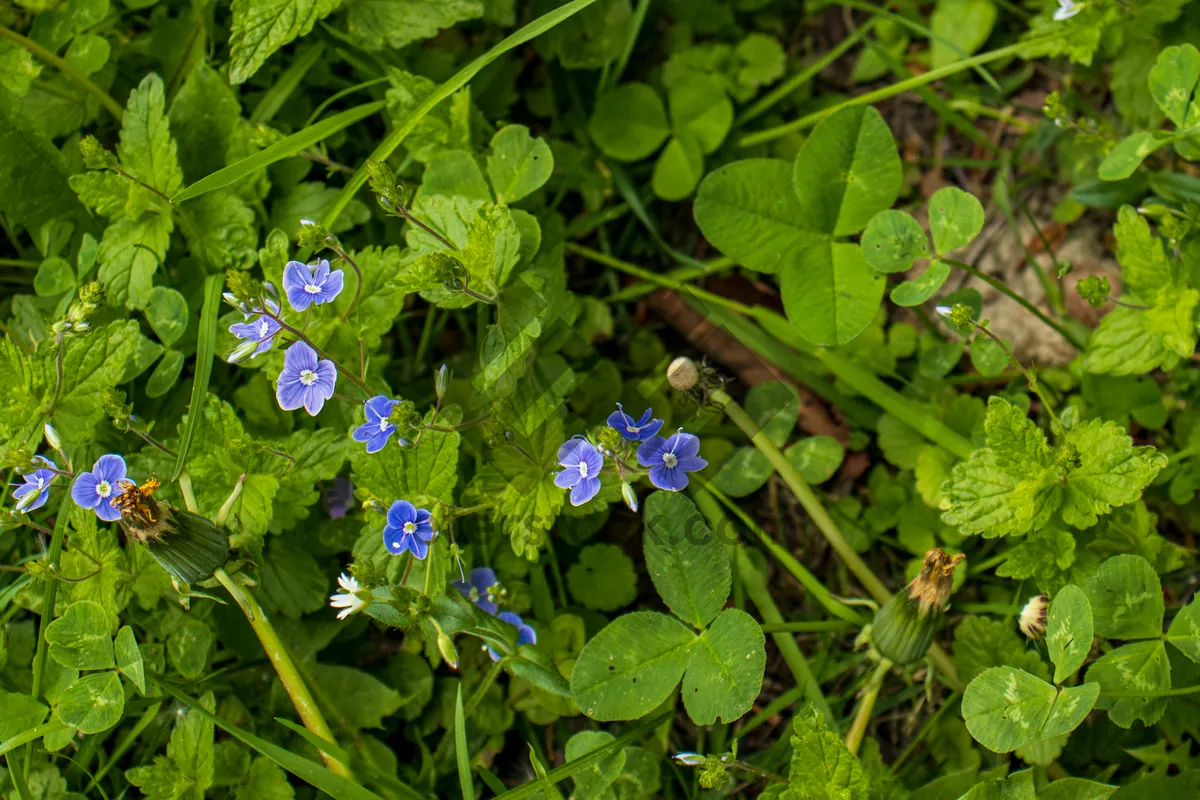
xmin=171 ymin=273 xmax=223 ymax=481
xmin=0 ymin=722 xmax=66 ymax=757
xmin=455 ymin=685 xmax=476 ymax=800
xmin=251 ymin=42 xmax=325 ymax=125
xmin=163 ymin=686 xmax=407 ymax=800
xmin=172 ymin=101 xmax=385 ymax=203
xmin=320 ymin=0 xmax=603 ymax=231
xmin=274 ymin=717 xmax=354 ymax=765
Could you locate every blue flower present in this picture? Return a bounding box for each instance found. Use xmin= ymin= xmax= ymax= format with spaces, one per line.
xmin=554 ymin=439 xmax=603 ymax=506
xmin=453 ymin=567 xmax=500 ymax=615
xmin=607 ymin=403 xmax=664 ymax=442
xmin=228 ymin=300 xmax=283 ymax=361
xmin=283 ymin=259 xmax=344 ymax=312
xmin=637 ymin=430 xmax=708 ymax=492
xmin=489 ymin=611 xmax=536 ymax=662
xmin=276 ymin=341 xmax=337 ymax=416
xmin=383 ymin=500 xmax=436 ymax=559
xmin=13 ymin=457 xmax=56 ymax=513
xmin=1054 ymin=0 xmax=1081 ymax=20
xmin=71 ymin=455 xmax=128 ymax=522
xmin=352 ymin=396 xmax=404 ymax=454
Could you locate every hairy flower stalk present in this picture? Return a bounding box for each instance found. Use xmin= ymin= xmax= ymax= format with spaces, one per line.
xmin=871 ymin=548 xmax=966 ymax=666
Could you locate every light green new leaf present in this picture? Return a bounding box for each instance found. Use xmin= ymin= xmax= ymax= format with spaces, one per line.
xmin=1148 ymin=43 xmax=1200 ymax=128
xmin=1047 ymin=585 xmax=1093 ymax=683
xmin=146 ymin=286 xmax=189 ymax=347
xmin=1098 ymin=132 xmax=1172 ymax=181
xmin=487 ymin=125 xmax=553 ymax=204
xmin=1086 ymin=640 xmax=1171 ymax=728
xmin=119 ymin=74 xmax=183 ymax=197
xmin=861 ymin=209 xmax=929 ymax=274
xmin=570 ymin=612 xmax=696 ymax=721
xmin=681 ymin=608 xmax=765 ymax=725
xmin=1039 ymin=779 xmax=1117 ymax=800
xmin=1083 ymin=306 xmax=1169 ymax=376
xmin=0 ymin=692 xmax=48 ymax=744
xmin=928 ymin=186 xmax=985 ymax=255
xmin=792 ymin=105 xmax=901 ymax=237
xmin=1113 ymin=205 xmax=1176 ymax=298
xmin=588 ymin=83 xmax=670 ymax=162
xmin=651 ymin=135 xmax=704 ymax=201
xmin=56 ymin=672 xmax=125 ymax=734
xmin=45 ymin=600 xmax=114 ymax=671
xmin=930 ymin=0 xmax=998 ymax=68
xmin=115 ymin=625 xmax=146 ymax=695
xmin=565 ymin=731 xmax=625 ymax=800
xmin=1060 ymin=420 xmax=1167 ymax=529
xmin=643 ymin=492 xmax=730 ymax=629
xmin=311 ymin=665 xmax=403 ymax=729
xmin=1166 ymin=599 xmax=1200 ymax=664
xmin=351 ymin=422 xmax=460 ymax=508
xmin=1083 ymin=554 xmax=1163 ymax=640
xmin=959 ymin=769 xmax=1036 ymax=800
xmin=424 ymin=150 xmax=491 ymax=202
xmin=783 ymin=704 xmax=874 ymax=798
xmin=228 ymin=0 xmax=343 ymax=84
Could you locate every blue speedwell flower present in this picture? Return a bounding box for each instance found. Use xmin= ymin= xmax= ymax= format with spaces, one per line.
xmin=607 ymin=403 xmax=664 ymax=442
xmin=637 ymin=430 xmax=708 ymax=492
xmin=453 ymin=567 xmax=500 ymax=615
xmin=489 ymin=611 xmax=536 ymax=662
xmin=383 ymin=500 xmax=436 ymax=559
xmin=352 ymin=396 xmax=403 ymax=453
xmin=228 ymin=299 xmax=283 ymax=361
xmin=554 ymin=439 xmax=603 ymax=506
xmin=13 ymin=457 xmax=57 ymax=513
xmin=71 ymin=454 xmax=128 ymax=522
xmin=276 ymin=341 xmax=336 ymax=416
xmin=283 ymin=259 xmax=343 ymax=312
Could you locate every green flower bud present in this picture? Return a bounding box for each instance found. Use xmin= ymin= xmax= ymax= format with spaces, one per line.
xmin=79 ymin=135 xmax=117 ymax=170
xmin=597 ymin=426 xmax=623 ymax=454
xmin=481 ymin=418 xmax=508 ymax=449
xmin=296 ymin=218 xmax=331 ymax=250
xmin=434 ymin=364 xmax=450 ymax=401
xmin=349 ymin=558 xmax=387 ymax=588
xmin=43 ymin=423 xmax=62 ymax=452
xmin=225 ymin=269 xmax=262 ymax=303
xmin=1076 ymin=275 xmax=1110 ymax=308
xmin=871 ymin=548 xmax=965 ymax=665
xmin=3 ymin=448 xmax=37 ymax=474
xmin=387 ymin=399 xmax=419 ymax=432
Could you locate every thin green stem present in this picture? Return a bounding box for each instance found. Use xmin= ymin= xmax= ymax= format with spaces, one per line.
xmin=844 ymin=659 xmax=892 ymax=755
xmin=0 ymin=25 xmax=123 ymax=120
xmin=330 ymin=244 xmax=364 ymax=323
xmin=258 ymin=303 xmax=373 ymax=395
xmin=212 ymin=567 xmax=350 ymax=777
xmin=566 ymin=243 xmax=750 ymax=313
xmin=86 ymin=701 xmax=163 ymax=791
xmin=1102 ymin=685 xmax=1200 ymax=699
xmin=177 ymin=469 xmax=199 ymax=514
xmin=944 ymin=259 xmax=1082 ymax=349
xmin=0 ymin=259 xmax=39 ymax=268
xmin=607 ymin=0 xmax=651 ymax=90
xmin=736 ymin=18 xmax=877 ymax=127
xmin=29 ymin=492 xmax=74 ymax=703
xmin=737 ymin=35 xmax=1060 ymax=148
xmin=760 ymin=621 xmax=854 ymax=633
xmin=966 ymin=319 xmax=1062 ymax=427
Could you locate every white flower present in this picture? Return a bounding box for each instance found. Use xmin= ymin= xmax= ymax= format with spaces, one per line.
xmin=329 ymin=573 xmax=367 ymax=620
xmin=1054 ymin=0 xmax=1081 ymax=20
xmin=1019 ymin=594 xmax=1049 ymax=639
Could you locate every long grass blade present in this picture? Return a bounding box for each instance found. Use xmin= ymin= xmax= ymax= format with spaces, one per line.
xmin=455 ymin=685 xmax=476 ymax=800
xmin=171 ymin=273 xmax=224 ymax=481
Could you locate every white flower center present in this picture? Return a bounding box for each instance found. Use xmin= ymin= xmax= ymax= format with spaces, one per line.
xmin=35 ymin=476 xmax=45 ymax=489
xmin=403 ymin=521 xmax=416 ymax=535
xmin=578 ymin=461 xmax=590 ymax=479
xmin=97 ymin=480 xmax=111 ymax=498
xmin=300 ymin=369 xmax=317 ymax=386
xmin=304 ymin=283 xmax=321 ymax=294
xmin=662 ymin=453 xmax=678 ymax=468
xmin=379 ymin=418 xmax=389 ymax=432
xmin=258 ymin=320 xmax=270 ymax=337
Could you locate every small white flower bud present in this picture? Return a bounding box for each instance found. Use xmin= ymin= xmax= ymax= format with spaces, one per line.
xmin=667 ymin=356 xmax=700 ymax=391
xmin=621 ymin=482 xmax=639 ymax=513
xmin=1019 ymin=595 xmax=1049 ymax=640
xmin=43 ymin=423 xmax=62 ymax=451
xmin=227 ymin=340 xmax=258 ymax=364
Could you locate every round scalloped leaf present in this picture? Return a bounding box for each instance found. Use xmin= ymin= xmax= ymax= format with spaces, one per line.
xmin=567 ymin=543 xmax=638 ymax=612
xmin=862 ymin=210 xmax=929 ymax=273
xmin=785 ymin=436 xmax=845 ymax=484
xmin=588 ymin=83 xmax=670 ymax=162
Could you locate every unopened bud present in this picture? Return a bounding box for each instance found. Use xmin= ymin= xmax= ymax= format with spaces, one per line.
xmin=43 ymin=424 xmax=62 ymax=452
xmin=667 ymin=356 xmax=699 ymax=391
xmin=621 ymin=482 xmax=639 ymax=513
xmin=296 ymin=219 xmax=330 ymax=250
xmin=434 ymin=364 xmax=450 ymax=401
xmin=227 ymin=340 xmax=259 ymax=364
xmin=1019 ymin=595 xmax=1049 ymax=640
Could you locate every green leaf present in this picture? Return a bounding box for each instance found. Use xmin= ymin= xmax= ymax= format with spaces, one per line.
xmin=237 ymin=758 xmax=297 ymax=800
xmin=423 ymin=150 xmax=491 ymax=202
xmin=0 ymin=82 xmax=85 ymax=235
xmin=261 ymin=541 xmax=329 ymax=618
xmin=168 ymin=619 xmax=213 ymax=679
xmin=571 ymin=611 xmax=696 ymax=721
xmin=345 ymin=0 xmax=483 ymax=51
xmin=146 ymin=349 xmax=186 ymax=398
xmin=97 ymin=214 xmax=172 ymax=309
xmin=311 ymin=665 xmax=403 ymax=729
xmin=228 ymin=0 xmax=343 ymax=84
xmin=56 ymin=671 xmax=124 ymax=734
xmin=351 ymin=420 xmax=460 ymax=507
xmin=173 ymin=274 xmax=223 ymax=481
xmin=959 ymin=769 xmax=1036 ymax=800
xmin=115 ymin=625 xmax=146 ymax=695
xmin=1098 ymin=132 xmax=1171 ymax=181
xmin=0 ymin=41 xmax=41 ymax=98
xmin=145 ymin=286 xmax=189 ymax=346
xmin=119 ymin=73 xmax=184 ymax=200
xmin=861 ymin=210 xmax=930 ymax=274
xmin=928 ymin=187 xmax=985 ymax=255
xmin=183 ymin=190 xmax=258 ymax=270
xmin=1166 ymin=599 xmax=1200 ymax=664
xmin=0 ymin=692 xmax=48 ymax=743
xmin=780 ymin=704 xmax=873 ymax=799
xmin=792 ymin=105 xmax=901 ymax=237
xmin=650 ymin=135 xmax=704 ymax=201
xmin=784 ymin=437 xmax=844 ymax=484
xmin=1113 ymin=205 xmax=1175 ymax=299
xmin=962 ymin=667 xmax=1098 ymax=753
xmin=476 ymin=262 xmax=570 ymax=392
xmin=712 ymin=446 xmax=773 ymax=497
xmin=33 ymin=257 xmax=75 ymax=296
xmin=780 ymin=242 xmax=886 ymax=347
xmin=566 ymin=544 xmax=638 ymax=612
xmin=667 ymin=71 xmax=733 ymax=154
xmin=930 ymin=0 xmax=998 ymax=68
xmin=954 ymin=616 xmax=1050 ymax=684
xmin=891 ymin=259 xmax=951 ymax=307
xmin=565 ymin=731 xmax=626 ymax=799
xmin=1148 ymin=43 xmax=1200 ymax=128
xmin=455 ymin=685 xmax=476 ymax=800
xmin=1083 ymin=306 xmax=1170 ymax=376
xmin=588 ymin=83 xmax=670 ymax=162
xmin=643 ymin=492 xmax=730 ymax=628
xmin=487 ymin=124 xmax=553 ymax=204
xmin=169 ymin=61 xmax=243 ymax=182
xmin=45 ymin=600 xmax=114 ymax=671
xmin=969 ymin=335 xmax=1011 ymax=377
xmin=1083 ymin=554 xmax=1163 ymax=640
xmin=1061 ymin=420 xmax=1166 ymax=529
xmin=681 ymin=608 xmax=765 ymax=725
xmin=1086 ymin=640 xmax=1171 ymax=728
xmin=745 ymin=381 xmax=801 ymax=447
xmin=1039 ymin=778 xmax=1117 ymax=800
xmin=1047 ymin=585 xmax=1093 ymax=684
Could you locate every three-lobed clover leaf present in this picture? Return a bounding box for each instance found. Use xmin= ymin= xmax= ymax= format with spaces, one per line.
xmin=962 ymin=666 xmax=1100 ymax=753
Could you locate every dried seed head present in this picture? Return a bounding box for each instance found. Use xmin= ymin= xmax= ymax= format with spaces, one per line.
xmin=667 ymin=356 xmax=700 ymax=391
xmin=1019 ymin=594 xmax=1049 ymax=640
xmin=907 ymin=548 xmax=966 ymax=618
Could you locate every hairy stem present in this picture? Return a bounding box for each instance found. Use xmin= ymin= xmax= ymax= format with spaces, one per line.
xmin=844 ymin=659 xmax=892 ymax=755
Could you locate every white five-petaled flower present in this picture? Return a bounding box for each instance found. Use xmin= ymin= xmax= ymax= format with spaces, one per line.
xmin=330 ymin=573 xmax=367 ymax=620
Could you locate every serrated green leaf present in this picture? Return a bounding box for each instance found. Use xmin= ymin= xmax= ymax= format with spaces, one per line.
xmin=1113 ymin=205 xmax=1176 ymax=298
xmin=311 ymin=665 xmax=403 ymax=729
xmin=345 ymin=0 xmax=483 ymax=51
xmin=228 ymin=0 xmax=343 ymax=84
xmin=781 ymin=704 xmax=874 ymax=799
xmin=1060 ymin=420 xmax=1166 ymax=529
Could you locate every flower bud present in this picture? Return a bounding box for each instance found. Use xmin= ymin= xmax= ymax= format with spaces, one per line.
xmin=871 ymin=548 xmax=965 ymax=665
xmin=227 ymin=340 xmax=259 ymax=364
xmin=79 ymin=136 xmax=117 ymax=170
xmin=667 ymin=356 xmax=700 ymax=391
xmin=621 ymin=481 xmax=639 ymax=513
xmin=434 ymin=364 xmax=450 ymax=401
xmin=43 ymin=424 xmax=62 ymax=452
xmin=426 ymin=617 xmax=459 ymax=669
xmin=296 ymin=218 xmax=330 ymax=250
xmin=1019 ymin=595 xmax=1049 ymax=640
